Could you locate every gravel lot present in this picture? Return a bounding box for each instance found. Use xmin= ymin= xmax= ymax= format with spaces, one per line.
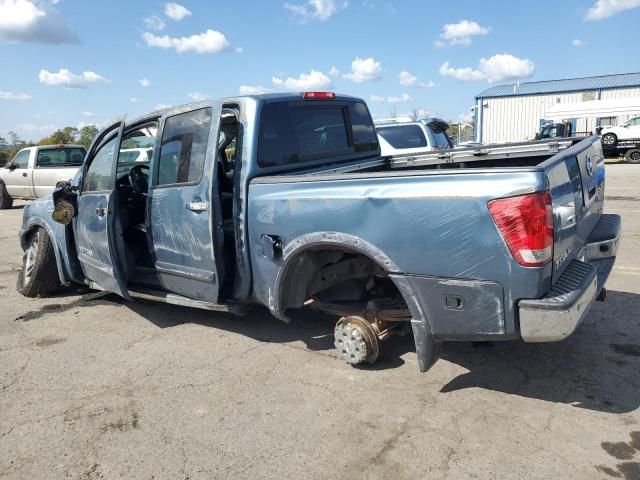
xmin=1 ymin=164 xmax=639 ymax=480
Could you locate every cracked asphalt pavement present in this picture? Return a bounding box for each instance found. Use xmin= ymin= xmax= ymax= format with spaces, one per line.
xmin=1 ymin=164 xmax=640 ymax=479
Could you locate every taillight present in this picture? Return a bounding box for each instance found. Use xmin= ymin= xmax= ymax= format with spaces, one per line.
xmin=488 ymin=191 xmax=553 ymax=267
xmin=303 ymin=91 xmax=336 ymax=99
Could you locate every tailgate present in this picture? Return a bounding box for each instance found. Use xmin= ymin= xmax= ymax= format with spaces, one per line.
xmin=543 ymin=136 xmax=606 ymax=283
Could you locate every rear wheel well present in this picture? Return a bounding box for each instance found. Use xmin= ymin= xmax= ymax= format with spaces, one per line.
xmin=277 ymin=247 xmax=410 ymax=321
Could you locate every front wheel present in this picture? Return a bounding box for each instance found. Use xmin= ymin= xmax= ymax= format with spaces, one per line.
xmin=17 ymin=227 xmax=61 ymax=298
xmin=0 ymin=183 xmax=12 ymax=209
xmin=602 ymin=133 xmax=617 ymax=146
xmin=625 ymin=149 xmax=640 ymax=164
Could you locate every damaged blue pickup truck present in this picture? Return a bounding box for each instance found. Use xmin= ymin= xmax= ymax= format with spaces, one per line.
xmin=17 ymin=92 xmax=620 ymax=372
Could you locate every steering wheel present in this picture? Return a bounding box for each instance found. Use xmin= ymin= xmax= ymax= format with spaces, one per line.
xmin=128 ymin=164 xmax=150 ymax=195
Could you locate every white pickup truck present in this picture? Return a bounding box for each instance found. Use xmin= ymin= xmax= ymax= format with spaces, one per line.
xmin=0 ymin=144 xmax=86 ymax=209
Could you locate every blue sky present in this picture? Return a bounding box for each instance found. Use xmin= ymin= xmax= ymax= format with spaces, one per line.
xmin=1 ymin=0 xmax=639 ymax=140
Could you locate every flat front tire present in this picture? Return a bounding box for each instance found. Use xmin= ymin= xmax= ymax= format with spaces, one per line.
xmin=17 ymin=227 xmax=61 ymax=298
xmin=0 ymin=183 xmax=12 ymax=209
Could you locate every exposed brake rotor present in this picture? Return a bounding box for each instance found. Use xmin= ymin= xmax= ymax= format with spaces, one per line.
xmin=334 ymin=316 xmax=380 ymax=365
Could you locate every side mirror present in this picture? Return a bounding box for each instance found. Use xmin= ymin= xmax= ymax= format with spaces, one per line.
xmin=52 ymin=199 xmax=75 ymax=225
xmin=51 ymin=180 xmax=77 ymax=225
xmin=534 ymin=133 xmax=541 ymax=140
xmin=7 ymin=164 xmax=17 ymax=171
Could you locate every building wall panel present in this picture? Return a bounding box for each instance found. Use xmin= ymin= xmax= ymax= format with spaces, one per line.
xmin=479 ymin=87 xmax=640 ymax=143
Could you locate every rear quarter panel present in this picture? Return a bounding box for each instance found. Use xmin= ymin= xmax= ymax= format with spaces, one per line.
xmin=248 ymin=169 xmax=550 ymax=336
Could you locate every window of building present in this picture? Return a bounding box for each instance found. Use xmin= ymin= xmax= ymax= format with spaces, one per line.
xmin=599 ymin=117 xmax=617 ymax=127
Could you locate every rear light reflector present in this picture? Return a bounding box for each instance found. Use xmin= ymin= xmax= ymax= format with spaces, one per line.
xmin=303 ymin=91 xmax=336 ymax=99
xmin=488 ymin=191 xmax=553 ymax=267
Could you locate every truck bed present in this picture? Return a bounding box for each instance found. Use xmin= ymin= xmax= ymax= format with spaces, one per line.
xmin=249 ymin=136 xmax=606 ymax=341
xmin=388 ymin=137 xmax=584 ymax=170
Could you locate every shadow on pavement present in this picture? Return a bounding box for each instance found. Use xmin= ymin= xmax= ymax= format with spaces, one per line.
xmin=121 ymin=298 xmax=412 ymax=370
xmin=24 ymin=284 xmax=638 ymax=407
xmin=440 ymin=290 xmax=640 ymax=414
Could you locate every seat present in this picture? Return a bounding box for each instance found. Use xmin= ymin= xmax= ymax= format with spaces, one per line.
xmin=38 ymin=155 xmax=51 ymax=166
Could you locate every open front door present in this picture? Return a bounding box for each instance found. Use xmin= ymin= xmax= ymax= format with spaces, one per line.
xmin=74 ymin=120 xmax=130 ymax=299
xmin=148 ymin=103 xmax=223 ymax=302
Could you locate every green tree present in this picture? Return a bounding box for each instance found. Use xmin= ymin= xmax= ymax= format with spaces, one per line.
xmin=8 ymin=131 xmax=24 ymax=148
xmin=78 ymin=125 xmax=99 ymax=149
xmin=3 ymin=131 xmax=29 ymax=164
xmin=39 ymin=127 xmax=79 ymax=145
xmin=0 ymin=136 xmax=7 ymax=166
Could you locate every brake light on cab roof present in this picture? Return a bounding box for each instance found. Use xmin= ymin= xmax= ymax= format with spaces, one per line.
xmin=303 ymin=92 xmax=336 ymax=99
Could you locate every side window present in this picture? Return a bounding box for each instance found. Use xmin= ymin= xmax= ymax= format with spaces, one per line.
xmin=157 ymin=108 xmax=212 ymax=186
xmin=349 ymin=102 xmax=378 ymax=153
xmin=84 ymin=136 xmax=118 ymax=192
xmin=11 ymin=150 xmax=30 ymax=169
xmin=116 ymin=122 xmax=158 ymax=176
xmin=36 ymin=148 xmax=86 ymax=167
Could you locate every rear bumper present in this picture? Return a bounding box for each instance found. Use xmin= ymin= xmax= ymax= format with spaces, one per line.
xmin=518 ymin=214 xmax=620 ymax=342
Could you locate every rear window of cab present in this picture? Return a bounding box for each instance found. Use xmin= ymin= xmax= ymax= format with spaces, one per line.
xmin=36 ymin=147 xmax=86 ymax=167
xmin=257 ymin=100 xmax=378 ymax=168
xmin=377 ymin=125 xmax=428 ymax=149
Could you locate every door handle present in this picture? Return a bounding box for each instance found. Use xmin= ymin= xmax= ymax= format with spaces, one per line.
xmin=22 ymin=172 xmax=27 ymax=177
xmin=96 ymin=207 xmax=106 ymax=216
xmin=186 ymin=201 xmax=209 ymax=212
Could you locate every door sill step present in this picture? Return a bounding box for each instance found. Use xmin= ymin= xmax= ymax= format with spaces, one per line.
xmin=127 ymin=287 xmax=249 ymax=315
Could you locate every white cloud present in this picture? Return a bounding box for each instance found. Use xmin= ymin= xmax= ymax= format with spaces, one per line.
xmin=130 ymin=97 xmax=141 ymax=103
xmin=239 ymin=85 xmax=271 ymax=95
xmin=439 ymin=62 xmax=486 ymax=82
xmin=10 ymin=122 xmax=58 ymax=139
xmin=457 ymin=111 xmax=474 ymax=123
xmin=0 ymin=0 xmax=78 ymax=44
xmin=439 ymin=54 xmax=534 ymax=83
xmin=479 ymin=54 xmax=534 ymax=83
xmin=387 ymin=94 xmax=412 ymax=103
xmin=398 ymin=71 xmax=436 ymax=88
xmin=82 ymin=111 xmax=95 ymax=117
xmin=142 ymin=29 xmax=233 ymax=54
xmin=584 ymin=0 xmax=640 ymax=20
xmin=0 ymin=89 xmax=31 ymax=100
xmin=139 ymin=78 xmax=151 ymax=87
xmin=369 ymin=93 xmax=412 ymax=103
xmin=572 ymin=38 xmax=584 ymax=47
xmin=187 ymin=92 xmax=209 ymax=101
xmin=285 ymin=0 xmax=346 ymax=22
xmin=155 ymin=103 xmax=172 ymax=109
xmin=143 ymin=15 xmax=165 ymax=31
xmin=164 ymin=2 xmax=191 ymax=21
xmin=343 ymin=57 xmax=382 ymax=83
xmin=272 ymin=69 xmax=332 ymax=90
xmin=328 ymin=66 xmax=340 ymax=77
xmin=39 ymin=68 xmax=110 ymax=88
xmin=438 ymin=19 xmax=490 ymax=46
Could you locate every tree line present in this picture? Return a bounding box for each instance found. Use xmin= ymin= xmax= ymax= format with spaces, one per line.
xmin=0 ymin=125 xmax=99 ymax=166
